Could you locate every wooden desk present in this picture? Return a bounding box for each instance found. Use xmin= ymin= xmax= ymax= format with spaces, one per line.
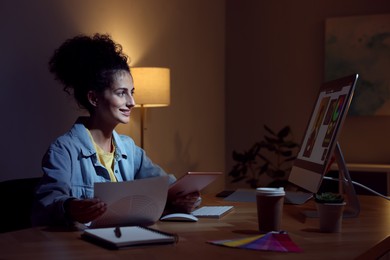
xmin=1 ymin=195 xmax=389 ymax=259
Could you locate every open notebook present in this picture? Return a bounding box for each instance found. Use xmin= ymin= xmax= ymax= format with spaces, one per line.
xmin=82 ymin=226 xmax=178 ymax=249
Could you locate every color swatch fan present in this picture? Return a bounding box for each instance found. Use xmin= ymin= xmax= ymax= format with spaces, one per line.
xmin=208 ymin=231 xmax=302 ymax=252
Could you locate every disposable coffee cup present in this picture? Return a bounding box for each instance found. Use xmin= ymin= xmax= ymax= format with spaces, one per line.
xmin=256 ymin=187 xmax=285 ymax=233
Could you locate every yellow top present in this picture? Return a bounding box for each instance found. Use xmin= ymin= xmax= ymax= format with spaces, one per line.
xmin=86 ymin=129 xmax=117 ymax=182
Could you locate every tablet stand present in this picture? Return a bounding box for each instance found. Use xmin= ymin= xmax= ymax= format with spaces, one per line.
xmin=304 ymin=142 xmax=360 ymax=218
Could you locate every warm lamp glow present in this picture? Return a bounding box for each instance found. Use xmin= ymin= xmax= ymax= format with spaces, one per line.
xmin=131 ymin=67 xmax=170 ymax=107
xmin=130 ymin=67 xmax=171 ymax=149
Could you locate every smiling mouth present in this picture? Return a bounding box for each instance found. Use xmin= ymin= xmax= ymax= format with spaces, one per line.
xmin=120 ymin=109 xmax=131 ymax=116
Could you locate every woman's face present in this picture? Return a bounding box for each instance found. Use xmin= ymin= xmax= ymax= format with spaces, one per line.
xmin=93 ymin=70 xmax=135 ymax=126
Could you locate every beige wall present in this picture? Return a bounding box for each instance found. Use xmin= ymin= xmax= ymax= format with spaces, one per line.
xmin=225 ymin=0 xmax=390 ymax=189
xmin=0 ymin=0 xmax=226 ymax=194
xmin=3 ymin=0 xmax=389 ymax=194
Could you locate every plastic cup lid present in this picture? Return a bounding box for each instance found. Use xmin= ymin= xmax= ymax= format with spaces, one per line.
xmin=256 ymin=187 xmax=285 ymax=196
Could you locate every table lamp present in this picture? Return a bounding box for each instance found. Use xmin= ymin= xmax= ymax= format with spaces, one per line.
xmin=131 ymin=67 xmax=170 ymax=148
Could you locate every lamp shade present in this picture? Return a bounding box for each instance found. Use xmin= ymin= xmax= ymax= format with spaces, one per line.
xmin=131 ymin=67 xmax=170 ymax=107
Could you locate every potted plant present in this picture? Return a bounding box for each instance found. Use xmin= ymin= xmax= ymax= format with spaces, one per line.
xmin=228 ymin=125 xmax=300 ymax=189
xmin=314 ymin=192 xmax=346 ymax=233
xmin=314 ymin=192 xmax=344 ymax=204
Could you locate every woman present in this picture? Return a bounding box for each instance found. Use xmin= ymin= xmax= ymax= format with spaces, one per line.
xmin=32 ymin=33 xmax=199 ymax=227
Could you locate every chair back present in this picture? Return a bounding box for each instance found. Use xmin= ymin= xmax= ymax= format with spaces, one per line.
xmin=0 ymin=177 xmax=41 ymax=233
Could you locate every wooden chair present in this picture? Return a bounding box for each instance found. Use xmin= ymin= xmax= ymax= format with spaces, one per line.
xmin=0 ymin=177 xmax=41 ymax=233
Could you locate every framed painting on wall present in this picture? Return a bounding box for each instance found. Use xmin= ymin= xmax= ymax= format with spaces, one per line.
xmin=325 ymin=14 xmax=390 ymax=116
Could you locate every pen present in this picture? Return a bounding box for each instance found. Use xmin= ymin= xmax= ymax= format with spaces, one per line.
xmin=114 ymin=226 xmax=122 ymax=238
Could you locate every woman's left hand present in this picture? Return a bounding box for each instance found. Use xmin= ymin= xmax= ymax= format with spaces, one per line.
xmin=168 ymin=191 xmax=201 ymax=213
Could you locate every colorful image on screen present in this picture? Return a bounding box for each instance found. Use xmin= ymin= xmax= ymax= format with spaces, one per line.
xmin=297 ymin=86 xmax=349 ymax=165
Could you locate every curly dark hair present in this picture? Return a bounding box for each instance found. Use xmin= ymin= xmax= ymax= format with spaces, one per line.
xmin=49 ymin=33 xmax=130 ymax=112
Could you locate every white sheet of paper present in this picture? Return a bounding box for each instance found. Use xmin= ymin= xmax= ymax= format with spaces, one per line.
xmin=90 ymin=175 xmax=169 ymax=228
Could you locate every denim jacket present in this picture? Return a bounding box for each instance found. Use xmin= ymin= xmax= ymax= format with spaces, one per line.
xmin=31 ymin=117 xmax=175 ymax=226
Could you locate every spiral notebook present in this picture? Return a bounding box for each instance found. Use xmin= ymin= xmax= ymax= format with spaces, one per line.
xmin=82 ymin=226 xmax=178 ymax=249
